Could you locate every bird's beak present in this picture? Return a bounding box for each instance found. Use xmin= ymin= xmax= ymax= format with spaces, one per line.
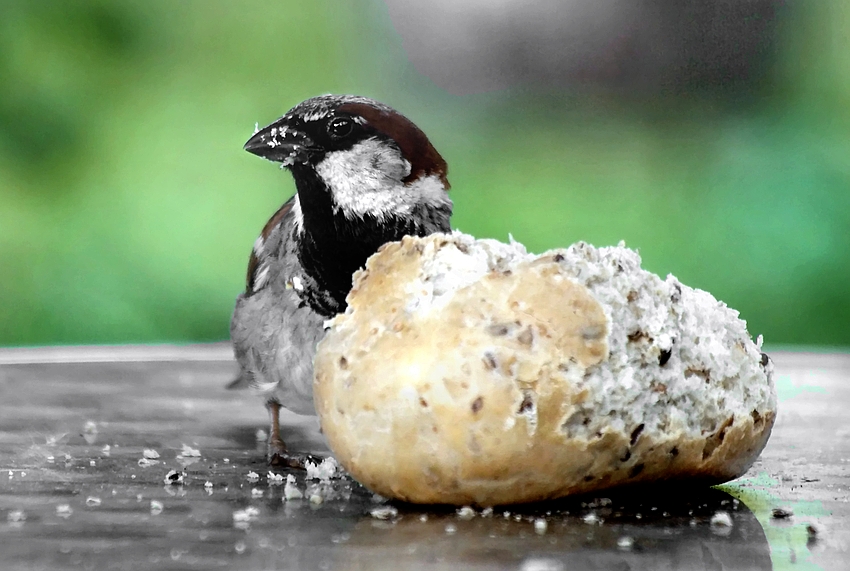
xmin=243 ymin=119 xmax=315 ymax=166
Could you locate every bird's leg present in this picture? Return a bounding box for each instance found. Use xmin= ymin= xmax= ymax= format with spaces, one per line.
xmin=266 ymin=400 xmax=324 ymax=470
xmin=266 ymin=400 xmax=288 ymax=459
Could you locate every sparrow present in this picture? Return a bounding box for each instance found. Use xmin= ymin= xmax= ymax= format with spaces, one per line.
xmin=230 ymin=95 xmax=453 ymax=468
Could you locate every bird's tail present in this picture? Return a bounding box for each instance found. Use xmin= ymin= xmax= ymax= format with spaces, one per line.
xmin=226 ymin=373 xmax=252 ymax=390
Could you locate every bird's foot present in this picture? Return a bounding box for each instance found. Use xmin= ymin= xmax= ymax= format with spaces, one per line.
xmin=267 ymin=437 xmax=323 ymax=470
xmin=268 ymin=450 xmax=325 ymax=470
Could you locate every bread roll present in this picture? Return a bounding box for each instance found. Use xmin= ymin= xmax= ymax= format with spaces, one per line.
xmin=313 ymin=233 xmax=776 ymax=506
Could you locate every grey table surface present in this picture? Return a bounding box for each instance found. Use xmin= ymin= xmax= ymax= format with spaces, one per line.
xmin=0 ymin=345 xmax=847 ymax=571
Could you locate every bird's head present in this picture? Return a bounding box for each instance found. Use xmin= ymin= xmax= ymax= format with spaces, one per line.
xmin=244 ymin=95 xmax=451 ymax=223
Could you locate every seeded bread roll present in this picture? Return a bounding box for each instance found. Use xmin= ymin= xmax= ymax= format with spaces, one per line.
xmin=313 ymin=233 xmax=776 ymax=506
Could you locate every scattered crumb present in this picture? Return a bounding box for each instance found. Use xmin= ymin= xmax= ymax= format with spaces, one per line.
xmin=178 ymin=444 xmax=201 ymax=458
xmin=806 ymin=522 xmax=822 ymax=541
xmin=143 ymin=449 xmax=160 ymax=459
xmin=533 ymin=518 xmax=548 ymax=534
xmin=710 ymin=510 xmax=733 ymax=536
xmin=251 ymin=488 xmax=264 ymax=498
xmin=233 ymin=506 xmax=260 ymax=529
xmin=246 ymin=471 xmax=260 ymax=482
xmin=617 ymin=536 xmax=634 ymax=550
xmin=164 ymin=470 xmax=185 ymax=485
xmin=710 ymin=511 xmax=733 ymax=527
xmin=445 ymin=523 xmax=457 ymax=535
xmin=481 ymin=507 xmax=494 ymax=517
xmin=150 ymin=500 xmax=164 ymax=515
xmin=305 ymin=457 xmax=341 ymax=481
xmin=138 ymin=458 xmax=158 ymax=468
xmin=283 ymin=474 xmax=303 ymax=500
xmin=370 ymin=506 xmax=399 ymax=520
xmin=457 ymin=506 xmax=476 ymax=520
xmin=101 ymin=445 xmax=111 ymax=456
xmin=204 ymin=481 xmax=213 ymax=489
xmin=772 ymin=507 xmax=793 ymax=519
xmin=309 ymin=493 xmax=323 ymax=505
xmin=371 ymin=493 xmax=388 ymax=504
xmin=56 ymin=504 xmax=73 ymax=519
xmin=255 ymin=429 xmax=268 ymax=442
xmin=418 ymin=514 xmax=428 ymax=522
xmin=582 ymin=512 xmax=599 ymax=525
xmin=85 ymin=496 xmax=102 ymax=507
xmin=7 ymin=510 xmax=26 ymax=522
xmin=267 ymin=472 xmax=285 ymax=485
xmin=519 ymin=557 xmax=565 ymax=571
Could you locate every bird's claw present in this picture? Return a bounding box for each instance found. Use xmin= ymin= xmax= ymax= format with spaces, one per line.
xmin=267 ymin=436 xmax=323 ymax=469
xmin=268 ymin=451 xmax=324 ymax=470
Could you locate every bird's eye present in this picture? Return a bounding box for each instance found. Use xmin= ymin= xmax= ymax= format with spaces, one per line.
xmin=327 ymin=117 xmax=353 ymax=139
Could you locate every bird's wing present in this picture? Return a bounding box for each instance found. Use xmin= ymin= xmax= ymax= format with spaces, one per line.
xmin=245 ymin=196 xmax=297 ymax=297
xmin=229 ymin=196 xmax=300 ymax=390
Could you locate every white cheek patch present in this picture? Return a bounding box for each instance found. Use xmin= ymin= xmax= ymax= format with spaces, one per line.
xmin=405 ymin=173 xmax=452 ymax=211
xmin=315 ymin=139 xmax=449 ymax=220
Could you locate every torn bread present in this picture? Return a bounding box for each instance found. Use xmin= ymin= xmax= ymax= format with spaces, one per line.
xmin=313 ymin=232 xmax=776 ymax=506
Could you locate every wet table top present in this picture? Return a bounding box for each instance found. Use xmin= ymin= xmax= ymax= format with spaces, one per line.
xmin=0 ymin=345 xmax=847 ymax=571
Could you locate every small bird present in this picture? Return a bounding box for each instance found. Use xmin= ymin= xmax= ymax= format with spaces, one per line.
xmin=230 ymin=95 xmax=453 ymax=468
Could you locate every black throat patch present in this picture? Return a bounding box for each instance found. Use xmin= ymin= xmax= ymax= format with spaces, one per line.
xmin=290 ymin=164 xmax=449 ymax=317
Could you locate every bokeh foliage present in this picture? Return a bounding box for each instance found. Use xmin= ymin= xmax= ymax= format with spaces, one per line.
xmin=0 ymin=1 xmax=848 ymax=347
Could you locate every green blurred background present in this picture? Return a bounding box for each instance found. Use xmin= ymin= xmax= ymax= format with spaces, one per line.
xmin=0 ymin=1 xmax=848 ymax=348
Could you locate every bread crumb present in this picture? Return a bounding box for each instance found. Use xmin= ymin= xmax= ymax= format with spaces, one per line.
xmin=56 ymin=504 xmax=73 ymax=519
xmin=164 ymin=470 xmax=185 ymax=485
xmin=533 ymin=518 xmax=548 ymax=534
xmin=178 ymin=444 xmax=201 ymax=458
xmin=710 ymin=510 xmax=733 ymax=536
xmin=283 ymin=474 xmax=303 ymax=500
xmin=305 ymin=457 xmax=341 ymax=481
xmin=370 ymin=506 xmax=398 ymax=520
xmin=7 ymin=510 xmax=26 ymax=522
